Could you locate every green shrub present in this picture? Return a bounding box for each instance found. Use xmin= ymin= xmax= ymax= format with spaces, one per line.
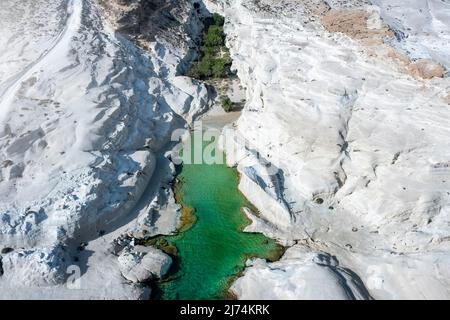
xmin=221 ymin=96 xmax=233 ymax=112
xmin=189 ymin=56 xmax=229 ymax=80
xmin=211 ymin=58 xmax=229 ymax=78
xmin=201 ymin=45 xmax=219 ymax=56
xmin=204 ymin=25 xmax=224 ymax=47
xmin=212 ymin=13 xmax=225 ymax=27
xmin=189 ymin=56 xmax=213 ymax=79
xmin=187 ymin=13 xmax=230 ymax=80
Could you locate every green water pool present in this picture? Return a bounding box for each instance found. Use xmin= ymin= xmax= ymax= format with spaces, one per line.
xmin=156 ymin=138 xmax=283 ymax=300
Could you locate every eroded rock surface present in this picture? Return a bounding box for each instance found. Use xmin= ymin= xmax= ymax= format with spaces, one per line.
xmin=205 ymin=0 xmax=450 ymax=299
xmin=0 ymin=0 xmax=209 ymax=299
xmin=232 ymin=245 xmax=373 ymax=300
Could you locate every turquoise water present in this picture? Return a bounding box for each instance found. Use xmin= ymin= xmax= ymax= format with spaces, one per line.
xmin=157 ymin=138 xmax=282 ymax=300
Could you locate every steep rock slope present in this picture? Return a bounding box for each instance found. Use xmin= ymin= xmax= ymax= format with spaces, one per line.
xmin=0 ymin=0 xmax=209 ymax=298
xmin=0 ymin=0 xmax=68 ymax=90
xmin=206 ymin=0 xmax=450 ymax=299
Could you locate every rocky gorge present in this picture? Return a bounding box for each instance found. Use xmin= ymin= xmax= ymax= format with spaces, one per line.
xmin=0 ymin=0 xmax=449 ymax=300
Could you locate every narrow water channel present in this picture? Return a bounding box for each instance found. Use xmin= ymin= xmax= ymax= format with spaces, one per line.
xmin=157 ymin=137 xmax=283 ymax=300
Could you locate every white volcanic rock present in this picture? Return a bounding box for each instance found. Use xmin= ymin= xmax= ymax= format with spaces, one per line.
xmin=0 ymin=0 xmax=67 ymax=90
xmin=232 ymin=245 xmax=372 ymax=300
xmin=0 ymin=0 xmax=210 ymax=298
xmin=0 ymin=246 xmax=68 ymax=287
xmin=118 ymin=246 xmax=172 ymax=283
xmin=371 ymin=0 xmax=450 ymax=68
xmin=2 ymin=0 xmax=449 ymax=300
xmin=208 ymin=0 xmax=450 ymax=299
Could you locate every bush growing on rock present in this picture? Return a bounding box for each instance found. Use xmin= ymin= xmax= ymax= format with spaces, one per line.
xmin=212 ymin=58 xmax=230 ymax=78
xmin=189 ymin=56 xmax=214 ymax=79
xmin=221 ymin=96 xmax=234 ymax=112
xmin=201 ymin=44 xmax=219 ymax=56
xmin=188 ymin=13 xmax=230 ymax=80
xmin=212 ymin=13 xmax=225 ymax=27
xmin=204 ymin=25 xmax=225 ymax=47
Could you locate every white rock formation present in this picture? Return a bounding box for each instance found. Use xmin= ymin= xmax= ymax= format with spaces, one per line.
xmin=2 ymin=0 xmax=449 ymax=300
xmin=1 ymin=246 xmax=68 ymax=287
xmin=118 ymin=246 xmax=172 ymax=283
xmin=206 ymin=0 xmax=450 ymax=299
xmin=0 ymin=0 xmax=210 ymax=299
xmin=232 ymin=245 xmax=372 ymax=300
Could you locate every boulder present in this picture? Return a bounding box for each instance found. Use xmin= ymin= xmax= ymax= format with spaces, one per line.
xmin=118 ymin=246 xmax=172 ymax=283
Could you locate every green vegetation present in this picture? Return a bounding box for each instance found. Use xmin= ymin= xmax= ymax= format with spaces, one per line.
xmin=188 ymin=14 xmax=237 ymax=113
xmin=204 ymin=25 xmax=225 ymax=47
xmin=188 ymin=13 xmax=231 ymax=81
xmin=221 ymin=96 xmax=234 ymax=112
xmin=212 ymin=13 xmax=225 ymax=27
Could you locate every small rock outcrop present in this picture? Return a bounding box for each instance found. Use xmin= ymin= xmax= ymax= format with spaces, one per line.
xmin=118 ymin=246 xmax=172 ymax=283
